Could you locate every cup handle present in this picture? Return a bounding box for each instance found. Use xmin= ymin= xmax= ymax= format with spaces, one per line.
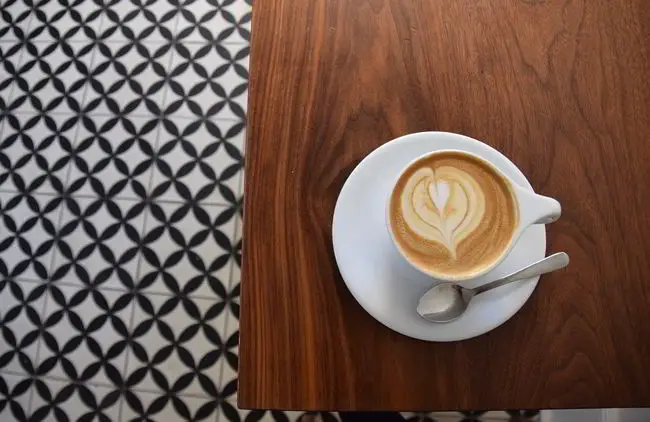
xmin=515 ymin=187 xmax=562 ymax=227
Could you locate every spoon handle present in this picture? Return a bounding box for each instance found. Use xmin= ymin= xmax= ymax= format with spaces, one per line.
xmin=472 ymin=252 xmax=570 ymax=295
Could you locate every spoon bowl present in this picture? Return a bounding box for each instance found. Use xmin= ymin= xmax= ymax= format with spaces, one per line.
xmin=416 ymin=283 xmax=469 ymax=323
xmin=417 ymin=252 xmax=569 ymax=323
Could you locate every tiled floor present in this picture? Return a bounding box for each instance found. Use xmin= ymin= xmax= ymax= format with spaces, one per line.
xmin=0 ymin=1 xmax=541 ymax=421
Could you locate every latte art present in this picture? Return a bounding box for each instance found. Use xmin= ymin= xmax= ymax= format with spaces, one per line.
xmin=401 ymin=166 xmax=486 ymax=258
xmin=389 ymin=151 xmax=519 ymax=280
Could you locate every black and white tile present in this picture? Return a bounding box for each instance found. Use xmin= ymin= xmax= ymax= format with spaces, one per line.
xmin=0 ymin=0 xmax=540 ymax=421
xmin=30 ymin=378 xmax=121 ymax=421
xmin=0 ymin=279 xmax=47 ymax=374
xmin=0 ymin=373 xmax=34 ymax=420
xmin=37 ymin=283 xmax=133 ymax=385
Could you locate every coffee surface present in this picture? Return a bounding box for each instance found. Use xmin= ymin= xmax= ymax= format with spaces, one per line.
xmin=389 ymin=151 xmax=518 ymax=279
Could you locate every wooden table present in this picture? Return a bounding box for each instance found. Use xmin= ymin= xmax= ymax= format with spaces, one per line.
xmin=239 ymin=0 xmax=650 ymax=411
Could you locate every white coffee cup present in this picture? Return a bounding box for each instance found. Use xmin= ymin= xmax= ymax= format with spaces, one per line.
xmin=386 ymin=149 xmax=561 ymax=282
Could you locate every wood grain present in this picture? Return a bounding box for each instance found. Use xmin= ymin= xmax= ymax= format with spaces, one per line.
xmin=239 ymin=0 xmax=650 ymax=411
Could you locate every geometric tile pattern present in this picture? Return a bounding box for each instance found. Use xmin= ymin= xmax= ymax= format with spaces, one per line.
xmin=0 ymin=0 xmax=539 ymax=421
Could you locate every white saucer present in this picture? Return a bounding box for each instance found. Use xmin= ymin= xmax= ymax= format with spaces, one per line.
xmin=332 ymin=132 xmax=546 ymax=342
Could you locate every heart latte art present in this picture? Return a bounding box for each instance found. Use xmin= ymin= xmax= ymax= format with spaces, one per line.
xmin=401 ymin=166 xmax=485 ymax=259
xmin=389 ymin=151 xmax=519 ymax=279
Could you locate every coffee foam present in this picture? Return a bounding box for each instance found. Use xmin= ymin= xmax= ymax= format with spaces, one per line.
xmin=389 ymin=151 xmax=518 ymax=279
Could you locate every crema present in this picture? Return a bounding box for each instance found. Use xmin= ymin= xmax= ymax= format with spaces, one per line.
xmin=388 ymin=151 xmax=518 ymax=279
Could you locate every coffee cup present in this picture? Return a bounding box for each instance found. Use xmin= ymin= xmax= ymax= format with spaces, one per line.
xmin=386 ymin=149 xmax=560 ymax=282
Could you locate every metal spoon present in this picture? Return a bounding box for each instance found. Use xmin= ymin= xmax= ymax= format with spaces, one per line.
xmin=417 ymin=252 xmax=570 ymax=323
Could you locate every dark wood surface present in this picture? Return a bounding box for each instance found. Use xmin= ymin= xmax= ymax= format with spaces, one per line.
xmin=239 ymin=0 xmax=650 ymax=411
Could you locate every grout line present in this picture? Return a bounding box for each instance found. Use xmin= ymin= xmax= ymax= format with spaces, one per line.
xmin=27 ymin=10 xmax=106 ymax=414
xmin=5 ymin=10 xmax=43 ymax=417
xmin=0 ymin=189 xmax=237 ymax=208
xmin=56 ymin=17 xmax=103 ymax=204
xmin=116 ymin=9 xmax=181 ymax=421
xmin=215 ymin=157 xmax=244 ymax=417
xmin=216 ymin=224 xmax=239 ymax=404
xmin=0 ymin=39 xmax=250 ymax=46
xmin=6 ymin=109 xmax=244 ymax=123
xmin=12 ymin=276 xmax=223 ymax=304
xmin=1 ymin=34 xmax=29 ymax=121
xmin=0 ymin=369 xmax=218 ymax=400
xmin=214 ymin=39 xmax=247 ymax=422
xmin=214 ymin=53 xmax=247 ymax=422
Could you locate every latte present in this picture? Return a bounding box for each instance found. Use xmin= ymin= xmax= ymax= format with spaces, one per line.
xmin=388 ymin=151 xmax=519 ymax=279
